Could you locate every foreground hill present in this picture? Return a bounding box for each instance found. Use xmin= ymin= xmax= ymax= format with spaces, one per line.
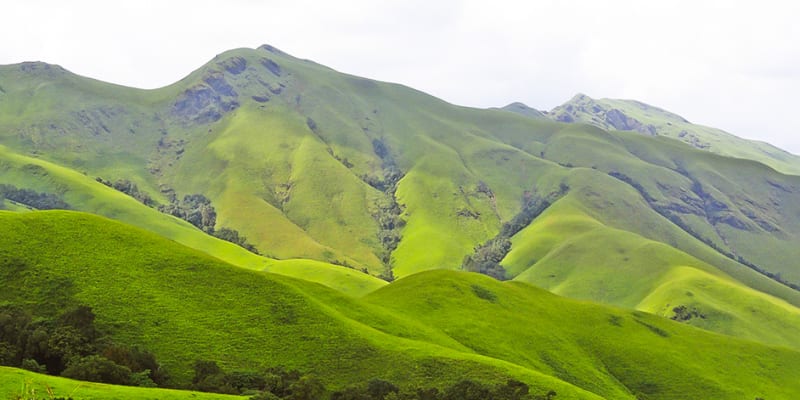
xmin=1 ymin=211 xmax=799 ymax=399
xmin=0 ymin=366 xmax=240 ymax=400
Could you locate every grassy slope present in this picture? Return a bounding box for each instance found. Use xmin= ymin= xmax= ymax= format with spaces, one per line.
xmin=0 ymin=366 xmax=242 ymax=400
xmin=0 ymin=144 xmax=266 ymax=269
xmin=0 ymin=144 xmax=384 ymax=296
xmin=2 ymin=47 xmax=800 ymax=353
xmin=504 ymin=195 xmax=800 ymax=350
xmin=3 ymin=211 xmax=800 ymax=400
xmin=366 ymin=270 xmax=800 ymax=400
xmin=3 ymin=48 xmax=800 ymax=286
xmin=264 ymin=259 xmax=386 ymax=297
xmin=0 ymin=211 xmax=594 ymax=397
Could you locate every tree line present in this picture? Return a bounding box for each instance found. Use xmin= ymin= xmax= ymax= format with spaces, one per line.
xmin=463 ymin=184 xmax=568 ymax=280
xmin=0 ymin=184 xmax=71 ymax=210
xmin=97 ymin=177 xmax=261 ymax=254
xmin=0 ymin=304 xmax=167 ymax=387
xmin=193 ymin=359 xmax=558 ymax=400
xmin=0 ymin=303 xmax=558 ymax=399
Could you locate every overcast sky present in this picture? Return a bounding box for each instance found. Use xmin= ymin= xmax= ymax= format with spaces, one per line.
xmin=3 ymin=0 xmax=799 ymax=153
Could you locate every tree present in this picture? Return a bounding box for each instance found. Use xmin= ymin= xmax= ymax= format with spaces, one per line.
xmin=443 ymin=380 xmax=491 ymax=400
xmin=102 ymin=345 xmax=168 ymax=386
xmin=47 ymin=326 xmax=93 ymax=373
xmin=263 ymin=367 xmax=302 ymax=397
xmin=193 ymin=360 xmax=223 ymax=384
xmin=0 ymin=342 xmax=17 ymax=366
xmin=226 ymin=370 xmax=267 ymax=393
xmin=331 ymin=386 xmax=371 ymax=400
xmin=61 ymin=355 xmax=132 ymax=385
xmin=368 ymin=379 xmax=399 ymax=400
xmin=58 ymin=305 xmax=97 ymax=340
xmin=494 ymin=379 xmax=529 ymax=400
xmin=287 ymin=375 xmax=325 ymax=400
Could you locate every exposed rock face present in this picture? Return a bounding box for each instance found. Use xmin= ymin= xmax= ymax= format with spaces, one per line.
xmin=261 ymin=58 xmax=282 ymax=77
xmin=220 ymin=56 xmax=247 ymax=75
xmin=18 ymin=62 xmax=67 ymax=77
xmin=549 ymin=94 xmax=657 ymax=135
xmin=258 ymin=44 xmax=287 ymax=55
xmin=172 ymin=73 xmax=239 ymax=124
xmin=605 ymin=109 xmax=657 ymax=135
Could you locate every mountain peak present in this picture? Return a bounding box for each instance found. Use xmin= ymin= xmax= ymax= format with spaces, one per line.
xmin=12 ymin=61 xmax=67 ymax=76
xmin=569 ymin=92 xmax=593 ymax=102
xmin=258 ymin=44 xmax=288 ymax=56
xmin=500 ymin=102 xmax=545 ymax=118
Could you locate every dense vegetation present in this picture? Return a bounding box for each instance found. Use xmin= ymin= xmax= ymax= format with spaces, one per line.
xmin=0 ymin=184 xmax=70 ymax=210
xmin=463 ymin=186 xmax=566 ymax=279
xmin=96 ymin=178 xmax=156 ymax=207
xmin=0 ymin=304 xmax=167 ymax=388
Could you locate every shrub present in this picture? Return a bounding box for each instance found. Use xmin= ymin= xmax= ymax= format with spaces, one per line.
xmin=61 ymin=355 xmax=132 ymax=385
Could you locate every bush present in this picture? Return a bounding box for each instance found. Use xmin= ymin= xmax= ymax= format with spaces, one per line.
xmin=131 ymin=369 xmax=158 ymax=387
xmin=20 ymin=358 xmax=46 ymax=373
xmin=368 ymin=379 xmax=399 ymax=399
xmin=0 ymin=184 xmax=71 ymax=210
xmin=287 ymin=375 xmax=325 ymax=400
xmin=61 ymin=355 xmax=132 ymax=385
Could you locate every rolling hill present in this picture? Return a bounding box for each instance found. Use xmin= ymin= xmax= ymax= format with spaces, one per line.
xmin=1 ymin=211 xmax=799 ymax=400
xmin=1 ymin=45 xmax=800 ymax=398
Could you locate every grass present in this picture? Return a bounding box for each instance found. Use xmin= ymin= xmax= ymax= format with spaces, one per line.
xmin=366 ymin=270 xmax=800 ymax=400
xmin=0 ymin=366 xmax=243 ymax=400
xmin=263 ymin=258 xmax=387 ymax=297
xmin=0 ymin=211 xmax=590 ymax=393
xmin=1 ymin=211 xmax=800 ymax=400
xmin=504 ymin=195 xmax=800 ymax=350
xmin=1 ymin=46 xmax=800 ymax=396
xmin=3 ymin=45 xmax=800 ymax=290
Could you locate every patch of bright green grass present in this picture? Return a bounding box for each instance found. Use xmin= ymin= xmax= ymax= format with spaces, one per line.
xmin=367 ymin=270 xmax=800 ymax=400
xmin=0 ymin=366 xmax=242 ymax=400
xmin=505 ymin=195 xmax=800 ymax=350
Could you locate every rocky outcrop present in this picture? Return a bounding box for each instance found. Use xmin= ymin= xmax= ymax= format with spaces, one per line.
xmin=605 ymin=109 xmax=657 ymax=135
xmin=220 ymin=56 xmax=247 ymax=75
xmin=172 ymin=73 xmax=239 ymax=124
xmin=261 ymin=58 xmax=282 ymax=77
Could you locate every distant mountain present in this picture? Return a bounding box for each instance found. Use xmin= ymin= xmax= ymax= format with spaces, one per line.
xmin=499 ymin=102 xmax=546 ymax=118
xmin=538 ymin=93 xmax=800 ymax=175
xmin=1 ymin=45 xmax=799 ymax=398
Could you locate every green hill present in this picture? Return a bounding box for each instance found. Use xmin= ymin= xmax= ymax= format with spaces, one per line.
xmin=1 ymin=211 xmax=799 ymax=399
xmin=0 ymin=366 xmax=242 ymax=400
xmin=2 ymin=46 xmax=800 ymax=398
xmin=2 ymin=45 xmax=800 ymax=338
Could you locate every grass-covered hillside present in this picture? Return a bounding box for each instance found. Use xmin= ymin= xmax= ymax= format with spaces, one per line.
xmin=2 ymin=211 xmax=800 ymax=400
xmin=0 ymin=366 xmax=242 ymax=400
xmin=1 ymin=45 xmax=800 ymax=349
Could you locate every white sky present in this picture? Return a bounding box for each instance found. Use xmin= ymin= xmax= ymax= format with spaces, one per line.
xmin=3 ymin=0 xmax=800 ymax=153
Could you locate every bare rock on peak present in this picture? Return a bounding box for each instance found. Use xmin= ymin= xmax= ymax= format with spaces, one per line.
xmin=261 ymin=58 xmax=282 ymax=77
xmin=220 ymin=56 xmax=248 ymax=75
xmin=258 ymin=44 xmax=287 ymax=56
xmin=18 ymin=61 xmax=67 ymax=76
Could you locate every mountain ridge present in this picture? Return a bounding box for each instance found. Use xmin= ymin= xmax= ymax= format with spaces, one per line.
xmin=1 ymin=46 xmax=800 ymax=398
